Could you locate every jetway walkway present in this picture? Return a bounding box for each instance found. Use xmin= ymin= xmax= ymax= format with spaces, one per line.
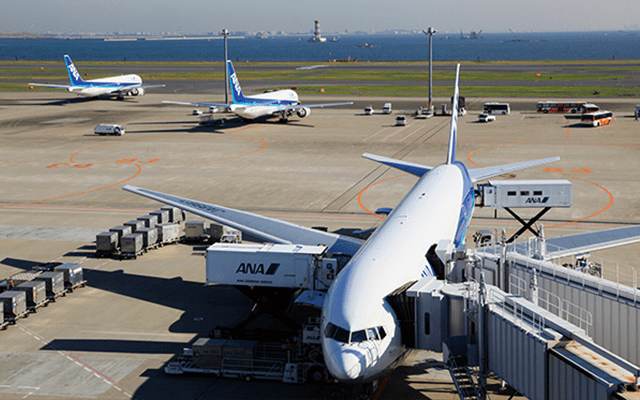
xmin=403 ymin=236 xmax=640 ymax=400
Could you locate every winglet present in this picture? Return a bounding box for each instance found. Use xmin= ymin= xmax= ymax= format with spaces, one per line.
xmin=63 ymin=54 xmax=85 ymax=86
xmin=227 ymin=60 xmax=247 ymax=104
xmin=446 ymin=64 xmax=461 ymax=165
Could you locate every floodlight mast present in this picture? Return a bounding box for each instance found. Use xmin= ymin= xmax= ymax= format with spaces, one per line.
xmin=222 ymin=28 xmax=230 ymax=104
xmin=423 ymin=27 xmax=437 ymax=112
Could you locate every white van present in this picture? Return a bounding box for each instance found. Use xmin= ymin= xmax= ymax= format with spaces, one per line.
xmin=382 ymin=103 xmax=392 ymax=114
xmin=94 ymin=124 xmax=125 ymax=136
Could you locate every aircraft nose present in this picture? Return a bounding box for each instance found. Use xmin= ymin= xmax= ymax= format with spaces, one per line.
xmin=330 ymin=348 xmax=366 ymax=381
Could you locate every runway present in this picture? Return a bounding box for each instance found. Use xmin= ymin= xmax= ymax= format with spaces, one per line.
xmin=1 ymin=78 xmax=639 ymax=399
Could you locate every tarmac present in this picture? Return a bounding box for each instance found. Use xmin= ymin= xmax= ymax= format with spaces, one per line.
xmin=0 ymin=81 xmax=639 ymax=400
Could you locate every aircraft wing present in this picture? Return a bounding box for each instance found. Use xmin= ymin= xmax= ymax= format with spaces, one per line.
xmin=277 ymin=102 xmax=354 ymax=111
xmin=122 ymin=185 xmax=363 ymax=256
xmin=163 ymin=100 xmax=230 ymax=109
xmin=362 ymin=153 xmax=433 ymax=177
xmin=112 ymin=84 xmax=166 ymax=94
xmin=28 ymin=83 xmax=73 ymax=90
xmin=468 ymin=157 xmax=560 ymax=182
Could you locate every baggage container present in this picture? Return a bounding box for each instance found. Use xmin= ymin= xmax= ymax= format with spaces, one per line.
xmin=162 ymin=206 xmax=183 ymax=223
xmin=137 ymin=214 xmax=158 ymax=228
xmin=54 ymin=263 xmax=84 ymax=287
xmin=209 ymin=224 xmax=242 ymax=243
xmin=193 ymin=338 xmax=227 ymax=369
xmin=123 ymin=219 xmax=145 ymax=233
xmin=16 ymin=280 xmax=47 ymax=308
xmin=9 ymin=272 xmax=38 ymax=286
xmin=121 ymin=233 xmax=143 ymax=255
xmin=185 ymin=221 xmax=207 ymax=241
xmin=157 ymin=223 xmax=180 ymax=243
xmin=34 ymin=271 xmax=65 ymax=297
xmin=223 ymin=340 xmax=258 ymax=368
xmin=109 ymin=225 xmax=132 ymax=242
xmin=137 ymin=227 xmax=158 ymax=248
xmin=0 ymin=290 xmax=27 ymax=318
xmin=96 ymin=231 xmax=119 ymax=253
xmin=150 ymin=210 xmax=169 ymax=224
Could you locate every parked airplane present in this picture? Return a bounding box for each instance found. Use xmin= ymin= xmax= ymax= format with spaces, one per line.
xmin=29 ymin=54 xmax=164 ymax=99
xmin=164 ymin=60 xmax=352 ymax=121
xmin=123 ymin=64 xmax=561 ymax=383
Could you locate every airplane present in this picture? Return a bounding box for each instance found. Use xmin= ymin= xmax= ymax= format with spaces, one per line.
xmin=123 ymin=64 xmax=561 ymax=383
xmin=29 ymin=54 xmax=164 ymax=99
xmin=163 ymin=60 xmax=352 ymax=122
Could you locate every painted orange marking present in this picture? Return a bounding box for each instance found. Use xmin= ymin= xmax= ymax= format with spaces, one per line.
xmin=544 ymin=167 xmax=563 ymax=173
xmin=46 ymin=163 xmax=71 ymax=169
xmin=571 ymin=168 xmax=592 ymax=173
xmin=116 ymin=158 xmax=138 ymax=163
xmin=72 ymin=164 xmax=92 ymax=169
xmin=357 ymin=174 xmax=408 ymax=219
xmin=0 ymin=164 xmax=142 ymax=209
xmin=566 ymin=126 xmax=570 ymax=140
xmin=137 ymin=158 xmax=160 ymax=164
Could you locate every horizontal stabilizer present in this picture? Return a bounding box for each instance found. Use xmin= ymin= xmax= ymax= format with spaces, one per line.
xmin=163 ymin=100 xmax=230 ymax=108
xmin=542 ymin=225 xmax=640 ymax=260
xmin=28 ymin=83 xmax=73 ymax=90
xmin=469 ymin=157 xmax=560 ymax=182
xmin=362 ymin=153 xmax=432 ymax=177
xmin=123 ymin=185 xmax=363 ymax=255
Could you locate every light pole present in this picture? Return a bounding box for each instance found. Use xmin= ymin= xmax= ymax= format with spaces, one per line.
xmin=423 ymin=27 xmax=436 ymax=113
xmin=222 ymin=28 xmax=229 ymax=104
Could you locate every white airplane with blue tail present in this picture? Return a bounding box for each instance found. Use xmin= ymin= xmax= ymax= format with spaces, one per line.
xmin=164 ymin=60 xmax=352 ymax=121
xmin=29 ymin=54 xmax=164 ymax=99
xmin=123 ymin=64 xmax=559 ymax=383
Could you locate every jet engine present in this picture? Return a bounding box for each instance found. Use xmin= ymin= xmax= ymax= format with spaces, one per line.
xmin=129 ymin=88 xmax=145 ymax=96
xmin=296 ymin=107 xmax=310 ymax=118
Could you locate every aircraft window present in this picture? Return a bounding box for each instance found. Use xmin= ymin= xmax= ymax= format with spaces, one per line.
xmin=325 ymin=323 xmax=337 ymax=338
xmin=325 ymin=322 xmax=350 ymax=343
xmin=351 ymin=330 xmax=367 ymax=343
xmin=367 ymin=327 xmax=380 ymax=340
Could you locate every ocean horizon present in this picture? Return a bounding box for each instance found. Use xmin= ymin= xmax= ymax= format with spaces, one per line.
xmin=1 ymin=31 xmax=640 ymax=63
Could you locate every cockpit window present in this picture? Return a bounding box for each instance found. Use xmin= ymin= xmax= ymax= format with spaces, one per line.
xmin=351 ymin=330 xmax=367 ymax=343
xmin=325 ymin=323 xmax=387 ymax=344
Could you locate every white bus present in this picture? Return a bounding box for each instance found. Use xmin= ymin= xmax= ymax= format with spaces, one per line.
xmin=581 ymin=111 xmax=613 ymax=127
xmin=483 ymin=102 xmax=510 ymax=115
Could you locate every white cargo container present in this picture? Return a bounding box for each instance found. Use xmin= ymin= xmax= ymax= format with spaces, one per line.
xmin=121 ymin=233 xmax=143 ymax=255
xmin=94 ymin=124 xmax=124 ymax=136
xmin=157 ymin=223 xmax=181 ymax=244
xmin=477 ymin=180 xmax=572 ymax=209
xmin=206 ymin=243 xmax=337 ymax=290
xmin=185 ymin=221 xmax=207 ymax=241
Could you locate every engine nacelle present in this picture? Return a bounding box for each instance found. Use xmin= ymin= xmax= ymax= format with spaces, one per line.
xmin=297 ymin=107 xmax=310 ymax=118
xmin=129 ymin=88 xmax=145 ymax=96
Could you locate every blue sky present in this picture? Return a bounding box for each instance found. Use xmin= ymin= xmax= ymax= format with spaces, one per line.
xmin=4 ymin=0 xmax=640 ymax=34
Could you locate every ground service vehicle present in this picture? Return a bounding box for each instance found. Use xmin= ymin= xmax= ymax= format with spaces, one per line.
xmin=395 ymin=115 xmax=407 ymax=126
xmin=581 ymin=111 xmax=613 ymax=127
xmin=536 ymin=101 xmax=592 ymax=113
xmin=382 ymin=103 xmax=392 ymax=114
xmin=94 ymin=124 xmax=124 ymax=135
xmin=478 ymin=113 xmax=496 ymax=123
xmin=364 ymin=106 xmax=374 ymax=115
xmin=483 ymin=102 xmax=510 ymax=115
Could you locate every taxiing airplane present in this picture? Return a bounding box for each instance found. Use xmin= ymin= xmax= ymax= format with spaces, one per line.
xmin=123 ymin=64 xmax=560 ymax=383
xmin=29 ymin=54 xmax=164 ymax=99
xmin=164 ymin=60 xmax=352 ymax=121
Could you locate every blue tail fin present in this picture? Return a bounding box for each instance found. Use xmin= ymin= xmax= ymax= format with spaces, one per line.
xmin=64 ymin=54 xmax=85 ymax=86
xmin=446 ymin=64 xmax=461 ymax=165
xmin=227 ymin=60 xmax=248 ymax=104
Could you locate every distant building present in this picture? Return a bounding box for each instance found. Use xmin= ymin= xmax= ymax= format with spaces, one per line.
xmin=309 ymin=20 xmax=326 ymax=42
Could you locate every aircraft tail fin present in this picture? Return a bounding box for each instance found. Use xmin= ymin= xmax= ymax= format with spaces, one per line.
xmin=227 ymin=60 xmax=248 ymax=104
xmin=63 ymin=55 xmax=85 ymax=86
xmin=446 ymin=64 xmax=461 ymax=164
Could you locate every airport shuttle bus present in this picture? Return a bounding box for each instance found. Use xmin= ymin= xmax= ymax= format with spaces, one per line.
xmin=581 ymin=111 xmax=613 ymax=127
xmin=483 ymin=102 xmax=510 ymax=115
xmin=536 ymin=101 xmax=597 ymax=113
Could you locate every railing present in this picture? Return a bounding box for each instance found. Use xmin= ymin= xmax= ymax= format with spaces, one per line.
xmin=486 ymin=287 xmax=546 ymax=336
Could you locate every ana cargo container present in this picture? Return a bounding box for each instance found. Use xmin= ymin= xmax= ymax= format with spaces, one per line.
xmin=150 ymin=209 xmax=169 ymax=224
xmin=137 ymin=214 xmax=158 ymax=228
xmin=54 ymin=263 xmax=85 ymax=289
xmin=121 ymin=233 xmax=143 ymax=257
xmin=206 ymin=243 xmax=338 ymax=290
xmin=0 ymin=290 xmax=27 ymax=320
xmin=157 ymin=223 xmax=181 ymax=244
xmin=123 ymin=219 xmax=145 ymax=233
xmin=137 ymin=227 xmax=158 ymax=249
xmin=109 ymin=225 xmax=132 ymax=242
xmin=185 ymin=221 xmax=207 ymax=242
xmin=34 ymin=271 xmax=65 ymax=298
xmin=16 ymin=280 xmax=47 ymax=310
xmin=476 ymin=180 xmax=572 ymax=209
xmin=161 ymin=206 xmax=184 ymax=223
xmin=96 ymin=231 xmax=119 ymax=255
